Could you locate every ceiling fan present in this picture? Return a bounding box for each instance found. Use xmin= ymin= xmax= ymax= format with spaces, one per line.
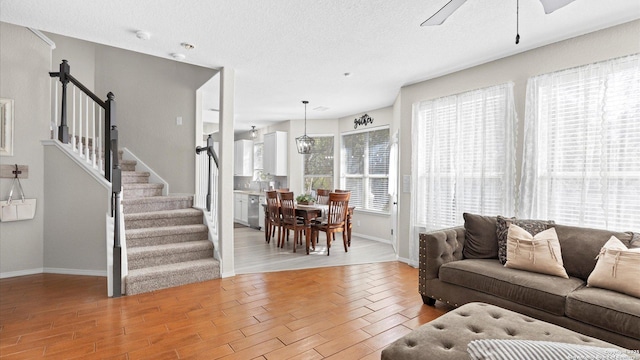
xmin=420 ymin=0 xmax=577 ymax=26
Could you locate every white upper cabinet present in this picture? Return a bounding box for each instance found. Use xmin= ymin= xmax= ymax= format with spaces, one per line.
xmin=263 ymin=131 xmax=287 ymax=176
xmin=234 ymin=139 xmax=254 ymax=176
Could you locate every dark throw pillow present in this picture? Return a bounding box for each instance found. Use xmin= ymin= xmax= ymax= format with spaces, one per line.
xmin=463 ymin=213 xmax=498 ymax=259
xmin=496 ymin=215 xmax=555 ymax=264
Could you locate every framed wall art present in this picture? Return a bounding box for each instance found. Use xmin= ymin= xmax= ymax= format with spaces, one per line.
xmin=0 ymin=98 xmax=14 ymax=156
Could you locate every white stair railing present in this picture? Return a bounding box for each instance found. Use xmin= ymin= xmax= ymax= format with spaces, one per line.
xmin=51 ymin=80 xmax=106 ymax=174
xmin=195 ymin=135 xmax=220 ymax=256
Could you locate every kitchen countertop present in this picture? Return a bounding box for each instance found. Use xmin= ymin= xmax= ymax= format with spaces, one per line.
xmin=233 ymin=190 xmax=266 ymax=196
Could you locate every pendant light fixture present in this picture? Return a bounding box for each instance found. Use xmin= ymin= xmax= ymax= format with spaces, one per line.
xmin=250 ymin=125 xmax=257 ymax=139
xmin=296 ymin=100 xmax=315 ymax=154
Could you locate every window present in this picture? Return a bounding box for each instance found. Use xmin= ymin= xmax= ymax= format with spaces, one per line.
xmin=303 ymin=136 xmax=334 ymax=191
xmin=412 ymin=83 xmax=517 ymax=230
xmin=341 ymin=127 xmax=390 ymax=212
xmin=521 ymin=54 xmax=640 ymax=231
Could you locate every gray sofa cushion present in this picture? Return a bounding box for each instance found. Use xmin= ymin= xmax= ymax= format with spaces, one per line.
xmin=554 ymin=225 xmax=633 ymax=280
xmin=463 ymin=213 xmax=498 ymax=259
xmin=566 ymin=287 xmax=640 ymax=340
xmin=439 ymin=259 xmax=584 ymax=316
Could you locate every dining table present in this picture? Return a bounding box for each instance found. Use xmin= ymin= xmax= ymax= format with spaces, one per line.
xmin=262 ymin=203 xmax=354 ymax=254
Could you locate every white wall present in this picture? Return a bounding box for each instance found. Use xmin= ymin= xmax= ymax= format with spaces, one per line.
xmin=0 ymin=23 xmax=51 ymax=277
xmin=396 ymin=19 xmax=640 ymax=262
xmin=47 ymin=33 xmax=218 ymax=195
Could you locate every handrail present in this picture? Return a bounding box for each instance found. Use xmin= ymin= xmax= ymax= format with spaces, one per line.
xmin=49 ymin=60 xmax=122 ymax=298
xmin=195 ymin=134 xmax=219 ymax=212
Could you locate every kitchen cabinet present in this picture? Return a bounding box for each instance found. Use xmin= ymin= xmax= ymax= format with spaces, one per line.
xmin=254 ymin=143 xmax=263 ymax=170
xmin=234 ymin=140 xmax=254 ymax=176
xmin=263 ymin=131 xmax=287 ymax=176
xmin=234 ymin=193 xmax=249 ymax=224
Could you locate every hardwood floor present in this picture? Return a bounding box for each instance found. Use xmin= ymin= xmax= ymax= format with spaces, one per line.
xmin=0 ymin=262 xmax=451 ymax=359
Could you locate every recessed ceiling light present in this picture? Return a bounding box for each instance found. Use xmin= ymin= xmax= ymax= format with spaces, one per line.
xmin=171 ymin=53 xmax=186 ymax=60
xmin=181 ymin=43 xmax=195 ymax=50
xmin=136 ymin=31 xmax=151 ymax=40
xmin=313 ymin=106 xmax=329 ymax=112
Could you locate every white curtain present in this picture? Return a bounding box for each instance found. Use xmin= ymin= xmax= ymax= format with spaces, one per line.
xmin=410 ymin=82 xmax=518 ymax=265
xmin=520 ymin=54 xmax=640 ymax=231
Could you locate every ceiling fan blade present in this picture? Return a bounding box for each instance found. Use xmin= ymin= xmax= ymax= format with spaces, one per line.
xmin=421 ymin=0 xmax=468 ymax=26
xmin=538 ymin=0 xmax=576 ymax=14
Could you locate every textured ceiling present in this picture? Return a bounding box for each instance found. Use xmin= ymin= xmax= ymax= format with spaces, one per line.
xmin=2 ymin=0 xmax=639 ymax=131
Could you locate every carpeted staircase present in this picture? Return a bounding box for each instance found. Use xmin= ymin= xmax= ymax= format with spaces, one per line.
xmin=120 ymin=155 xmax=220 ymax=295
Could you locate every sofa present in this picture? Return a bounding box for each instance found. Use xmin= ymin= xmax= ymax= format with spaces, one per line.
xmin=418 ymin=213 xmax=640 ymax=350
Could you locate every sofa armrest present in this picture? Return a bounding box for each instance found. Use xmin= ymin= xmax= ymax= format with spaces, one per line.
xmin=419 ymin=226 xmax=465 ymax=295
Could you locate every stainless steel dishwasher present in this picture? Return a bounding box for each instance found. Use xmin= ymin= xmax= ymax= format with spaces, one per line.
xmin=248 ymin=195 xmax=261 ymax=230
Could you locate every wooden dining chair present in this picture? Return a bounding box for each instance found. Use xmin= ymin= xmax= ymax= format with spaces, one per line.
xmin=316 ymin=189 xmax=331 ymax=205
xmin=279 ymin=192 xmax=306 ymax=252
xmin=266 ymin=191 xmax=283 ymax=245
xmin=333 ymin=189 xmax=353 ymax=246
xmin=310 ymin=192 xmax=350 ymax=255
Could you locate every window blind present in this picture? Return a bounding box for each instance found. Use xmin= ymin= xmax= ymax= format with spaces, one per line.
xmin=413 ymin=83 xmax=517 ymax=230
xmin=521 ymin=54 xmax=640 ymax=231
xmin=341 ymin=127 xmax=390 ymax=212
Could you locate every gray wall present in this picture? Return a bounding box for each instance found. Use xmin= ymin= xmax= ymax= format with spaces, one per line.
xmin=396 ymin=20 xmax=640 ymax=263
xmin=47 ymin=33 xmax=218 ymax=194
xmin=0 ymin=23 xmax=51 ymax=276
xmin=43 ymin=143 xmax=110 ymax=274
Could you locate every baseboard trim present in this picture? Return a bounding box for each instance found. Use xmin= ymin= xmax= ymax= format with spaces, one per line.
xmin=397 ymin=256 xmax=417 ymax=268
xmin=0 ymin=268 xmax=44 ymax=279
xmin=352 ymin=232 xmax=391 ymax=244
xmin=44 ymin=268 xmax=107 ymax=277
xmin=221 ymin=271 xmax=236 ymax=278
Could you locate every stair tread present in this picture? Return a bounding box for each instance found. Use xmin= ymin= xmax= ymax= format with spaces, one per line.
xmin=122 ymin=171 xmax=150 ymax=176
xmin=123 ymin=183 xmax=164 ymax=189
xmin=125 ymin=208 xmax=202 ymax=220
xmin=126 ymin=224 xmax=207 ymax=237
xmin=126 ymin=258 xmax=219 ymax=281
xmin=121 ymin=195 xmax=193 ymax=205
xmin=128 ymin=240 xmax=212 ymax=257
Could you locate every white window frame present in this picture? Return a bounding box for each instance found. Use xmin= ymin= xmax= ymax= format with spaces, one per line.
xmin=340 ymin=125 xmax=391 ymax=214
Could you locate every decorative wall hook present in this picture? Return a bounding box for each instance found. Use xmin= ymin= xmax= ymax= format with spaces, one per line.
xmin=0 ymin=164 xmax=28 ymax=179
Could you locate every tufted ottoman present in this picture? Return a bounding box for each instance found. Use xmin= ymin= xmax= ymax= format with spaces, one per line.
xmin=382 ymin=302 xmax=636 ymax=360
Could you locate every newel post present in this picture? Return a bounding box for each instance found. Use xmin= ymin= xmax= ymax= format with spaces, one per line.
xmin=58 ymin=60 xmax=70 ymax=143
xmin=104 ymin=92 xmax=115 ymax=182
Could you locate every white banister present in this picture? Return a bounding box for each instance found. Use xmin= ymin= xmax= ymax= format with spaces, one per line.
xmin=52 ymin=79 xmax=59 ymax=140
xmin=84 ymin=95 xmax=89 ymax=159
xmin=92 ymin=102 xmax=96 ymax=168
xmin=72 ymin=86 xmax=76 ymax=150
xmin=98 ymin=109 xmax=103 ymax=172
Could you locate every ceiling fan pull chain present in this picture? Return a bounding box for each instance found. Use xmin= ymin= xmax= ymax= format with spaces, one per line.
xmin=516 ymin=0 xmax=521 ymax=44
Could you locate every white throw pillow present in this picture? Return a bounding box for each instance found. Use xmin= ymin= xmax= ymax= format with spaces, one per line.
xmin=504 ymin=224 xmax=569 ymax=278
xmin=587 ymin=236 xmax=640 ymax=298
